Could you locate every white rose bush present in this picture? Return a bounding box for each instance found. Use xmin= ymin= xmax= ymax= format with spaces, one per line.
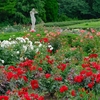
xmin=0 ymin=37 xmax=47 ymax=65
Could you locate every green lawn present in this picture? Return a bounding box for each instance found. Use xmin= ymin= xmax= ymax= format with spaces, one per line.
xmin=44 ymin=18 xmax=100 ymax=29
xmin=0 ymin=32 xmax=27 ymax=40
xmin=66 ymin=21 xmax=100 ymax=29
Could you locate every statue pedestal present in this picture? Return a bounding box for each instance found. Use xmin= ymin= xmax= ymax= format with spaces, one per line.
xmin=30 ymin=29 xmax=36 ymax=32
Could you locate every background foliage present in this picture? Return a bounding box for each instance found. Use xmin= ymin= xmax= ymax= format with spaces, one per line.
xmin=0 ymin=0 xmax=100 ymax=25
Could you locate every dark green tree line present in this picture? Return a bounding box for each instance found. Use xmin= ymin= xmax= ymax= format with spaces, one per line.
xmin=0 ymin=0 xmax=58 ymax=24
xmin=0 ymin=0 xmax=100 ymax=24
xmin=58 ymin=0 xmax=100 ymax=19
xmin=0 ymin=0 xmax=16 ymax=23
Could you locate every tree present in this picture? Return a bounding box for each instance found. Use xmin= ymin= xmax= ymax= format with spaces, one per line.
xmin=14 ymin=0 xmax=46 ymax=24
xmin=44 ymin=0 xmax=58 ymax=22
xmin=0 ymin=0 xmax=46 ymax=24
xmin=58 ymin=0 xmax=90 ymax=19
xmin=0 ymin=0 xmax=16 ymax=23
xmin=93 ymin=0 xmax=100 ymax=17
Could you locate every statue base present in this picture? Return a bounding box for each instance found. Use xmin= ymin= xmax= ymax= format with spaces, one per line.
xmin=30 ymin=29 xmax=36 ymax=32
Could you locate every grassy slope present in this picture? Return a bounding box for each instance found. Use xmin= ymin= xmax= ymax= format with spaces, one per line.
xmin=65 ymin=21 xmax=100 ymax=28
xmin=44 ymin=19 xmax=100 ymax=29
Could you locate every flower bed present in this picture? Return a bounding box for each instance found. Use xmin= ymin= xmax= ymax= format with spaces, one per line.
xmin=0 ymin=28 xmax=100 ymax=100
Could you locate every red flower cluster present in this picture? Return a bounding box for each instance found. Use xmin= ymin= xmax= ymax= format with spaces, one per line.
xmin=54 ymin=76 xmax=62 ymax=81
xmin=5 ymin=65 xmax=28 ymax=81
xmin=91 ymin=62 xmax=100 ymax=70
xmin=74 ymin=53 xmax=100 ymax=89
xmin=29 ymin=65 xmax=36 ymax=71
xmin=88 ymin=82 xmax=94 ymax=88
xmin=30 ymin=80 xmax=39 ymax=90
xmin=6 ymin=72 xmax=14 ymax=81
xmin=19 ymin=59 xmax=33 ymax=68
xmin=57 ymin=63 xmax=67 ymax=71
xmin=82 ymin=63 xmax=90 ymax=68
xmin=59 ymin=85 xmax=68 ymax=93
xmin=18 ymin=87 xmax=28 ymax=97
xmin=38 ymin=67 xmax=43 ymax=72
xmin=45 ymin=73 xmax=51 ymax=79
xmin=84 ymin=57 xmax=90 ymax=62
xmin=30 ymin=93 xmax=44 ymax=100
xmin=74 ymin=75 xmax=84 ymax=83
xmin=24 ymin=93 xmax=31 ymax=100
xmin=47 ymin=59 xmax=54 ymax=64
xmin=0 ymin=95 xmax=9 ymax=100
xmin=71 ymin=90 xmax=76 ymax=96
xmin=96 ymin=73 xmax=100 ymax=83
xmin=89 ymin=53 xmax=98 ymax=58
xmin=10 ymin=87 xmax=44 ymax=100
xmin=47 ymin=48 xmax=52 ymax=53
xmin=40 ymin=38 xmax=49 ymax=43
xmin=45 ymin=55 xmax=54 ymax=64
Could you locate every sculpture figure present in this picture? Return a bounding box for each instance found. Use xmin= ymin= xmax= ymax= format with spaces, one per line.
xmin=30 ymin=8 xmax=38 ymax=32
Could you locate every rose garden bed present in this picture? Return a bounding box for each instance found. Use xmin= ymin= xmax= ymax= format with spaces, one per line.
xmin=0 ymin=27 xmax=100 ymax=100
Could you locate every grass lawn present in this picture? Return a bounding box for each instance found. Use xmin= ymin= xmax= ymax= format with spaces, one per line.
xmin=44 ymin=18 xmax=100 ymax=29
xmin=66 ymin=21 xmax=100 ymax=29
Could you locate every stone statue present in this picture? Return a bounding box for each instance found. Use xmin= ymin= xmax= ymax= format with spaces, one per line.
xmin=30 ymin=8 xmax=38 ymax=32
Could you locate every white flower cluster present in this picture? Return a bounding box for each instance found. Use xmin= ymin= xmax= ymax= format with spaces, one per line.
xmin=0 ymin=37 xmax=35 ymax=63
xmin=0 ymin=40 xmax=12 ymax=48
xmin=16 ymin=37 xmax=34 ymax=51
xmin=0 ymin=59 xmax=4 ymax=64
xmin=48 ymin=43 xmax=53 ymax=50
xmin=34 ymin=41 xmax=43 ymax=53
xmin=0 ymin=37 xmax=34 ymax=51
xmin=0 ymin=37 xmax=51 ymax=64
xmin=16 ymin=37 xmax=26 ymax=43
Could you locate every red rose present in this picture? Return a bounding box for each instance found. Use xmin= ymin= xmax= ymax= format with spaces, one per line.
xmin=6 ymin=72 xmax=14 ymax=81
xmin=96 ymin=73 xmax=100 ymax=83
xmin=71 ymin=90 xmax=76 ymax=96
xmin=84 ymin=57 xmax=90 ymax=62
xmin=45 ymin=73 xmax=51 ymax=79
xmin=82 ymin=63 xmax=90 ymax=68
xmin=86 ymin=71 xmax=93 ymax=77
xmin=89 ymin=54 xmax=98 ymax=58
xmin=43 ymin=38 xmax=49 ymax=43
xmin=22 ymin=76 xmax=28 ymax=82
xmin=24 ymin=93 xmax=31 ymax=100
xmin=30 ymin=80 xmax=39 ymax=89
xmin=80 ymin=70 xmax=86 ymax=75
xmin=59 ymin=85 xmax=68 ymax=93
xmin=38 ymin=67 xmax=43 ymax=72
xmin=38 ymin=96 xmax=44 ymax=100
xmin=57 ymin=63 xmax=67 ymax=71
xmin=0 ymin=96 xmax=9 ymax=100
xmin=88 ymin=82 xmax=94 ymax=88
xmin=54 ymin=76 xmax=62 ymax=81
xmin=74 ymin=75 xmax=83 ymax=83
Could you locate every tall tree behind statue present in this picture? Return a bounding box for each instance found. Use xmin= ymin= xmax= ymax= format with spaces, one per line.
xmin=44 ymin=0 xmax=58 ymax=22
xmin=14 ymin=0 xmax=46 ymax=24
xmin=0 ymin=0 xmax=46 ymax=24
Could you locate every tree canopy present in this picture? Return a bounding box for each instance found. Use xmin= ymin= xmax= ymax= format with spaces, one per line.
xmin=0 ymin=0 xmax=100 ymax=24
